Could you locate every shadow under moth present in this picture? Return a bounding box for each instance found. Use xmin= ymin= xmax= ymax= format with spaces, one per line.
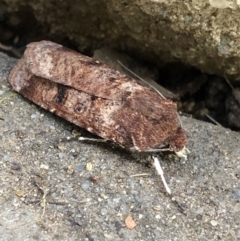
xmin=8 ymin=40 xmax=189 ymax=194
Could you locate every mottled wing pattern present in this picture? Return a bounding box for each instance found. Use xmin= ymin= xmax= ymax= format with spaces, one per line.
xmin=8 ymin=40 xmax=186 ymax=153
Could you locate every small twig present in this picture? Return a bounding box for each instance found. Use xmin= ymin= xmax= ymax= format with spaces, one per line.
xmin=0 ymin=93 xmax=17 ymax=104
xmin=47 ymin=201 xmax=68 ymax=205
xmin=40 ymin=187 xmax=50 ymax=218
xmin=130 ymin=173 xmax=151 ymax=177
xmin=25 ymin=199 xmax=67 ymax=206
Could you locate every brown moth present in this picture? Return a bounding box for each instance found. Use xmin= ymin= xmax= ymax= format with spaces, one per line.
xmin=8 ymin=41 xmax=189 ymax=193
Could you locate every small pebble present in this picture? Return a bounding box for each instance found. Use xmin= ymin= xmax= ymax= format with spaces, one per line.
xmin=11 ymin=162 xmax=21 ymax=171
xmin=30 ymin=114 xmax=37 ymax=119
xmin=100 ymin=208 xmax=108 ymax=215
xmin=153 ymin=206 xmax=161 ymax=211
xmin=75 ymin=164 xmax=85 ymax=172
xmin=81 ymin=182 xmax=90 ymax=190
xmin=210 ymin=220 xmax=218 ymax=226
xmin=40 ymin=164 xmax=49 ymax=170
xmin=3 ymin=155 xmax=10 ymax=161
xmin=120 ymin=204 xmax=129 ymax=214
xmin=58 ymin=152 xmax=66 ymax=159
xmin=113 ymin=197 xmax=121 ymax=203
xmin=125 ymin=216 xmax=137 ymax=229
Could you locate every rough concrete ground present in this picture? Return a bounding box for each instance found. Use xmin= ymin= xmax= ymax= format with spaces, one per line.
xmin=3 ymin=1 xmax=240 ymax=80
xmin=0 ymin=52 xmax=240 ymax=241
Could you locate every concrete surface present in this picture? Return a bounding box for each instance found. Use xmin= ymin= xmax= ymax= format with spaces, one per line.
xmin=0 ymin=52 xmax=240 ymax=240
xmin=2 ymin=0 xmax=240 ymax=80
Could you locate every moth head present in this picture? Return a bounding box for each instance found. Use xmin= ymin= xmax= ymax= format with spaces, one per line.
xmin=167 ymin=127 xmax=189 ymax=159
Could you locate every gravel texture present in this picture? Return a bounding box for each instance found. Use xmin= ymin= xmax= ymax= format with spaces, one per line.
xmin=0 ymin=52 xmax=240 ymax=241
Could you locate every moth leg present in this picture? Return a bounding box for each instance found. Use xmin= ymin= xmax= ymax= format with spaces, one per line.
xmin=78 ymin=137 xmax=108 ymax=143
xmin=62 ymin=136 xmax=108 ymax=144
xmin=152 ymin=155 xmax=171 ymax=194
xmin=146 ymin=147 xmax=190 ymax=160
xmin=143 ymin=148 xmax=171 ymax=152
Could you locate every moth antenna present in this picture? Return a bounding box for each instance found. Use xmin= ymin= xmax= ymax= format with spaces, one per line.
xmin=224 ymin=75 xmax=234 ymax=90
xmin=205 ymin=114 xmax=221 ymax=126
xmin=0 ymin=42 xmax=22 ymax=58
xmin=0 ymin=42 xmax=13 ymax=51
xmin=117 ymin=60 xmax=166 ymax=99
xmin=153 ymin=156 xmax=171 ymax=194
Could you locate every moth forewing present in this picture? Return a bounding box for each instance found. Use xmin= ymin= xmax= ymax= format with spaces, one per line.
xmin=8 ymin=40 xmax=188 ymax=194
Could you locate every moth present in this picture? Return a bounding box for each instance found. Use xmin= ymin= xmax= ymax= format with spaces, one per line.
xmin=8 ymin=41 xmax=188 ymax=194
